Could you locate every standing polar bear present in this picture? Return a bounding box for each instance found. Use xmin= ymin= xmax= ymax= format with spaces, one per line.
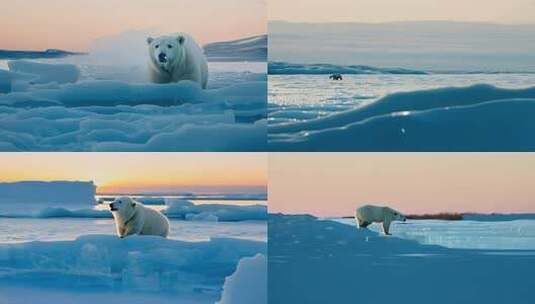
xmin=109 ymin=197 xmax=170 ymax=238
xmin=147 ymin=33 xmax=208 ymax=89
xmin=355 ymin=204 xmax=406 ymax=235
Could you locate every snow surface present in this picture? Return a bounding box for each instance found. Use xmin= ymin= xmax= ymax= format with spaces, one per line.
xmin=0 ymin=235 xmax=266 ymax=303
xmin=269 ymin=84 xmax=535 ymax=151
xmin=269 ymin=214 xmax=535 ymax=304
xmin=218 ymin=254 xmax=267 ymax=304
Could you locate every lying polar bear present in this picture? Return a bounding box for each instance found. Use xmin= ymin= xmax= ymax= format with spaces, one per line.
xmin=109 ymin=197 xmax=169 ymax=238
xmin=146 ymin=33 xmax=208 ymax=88
xmin=355 ymin=204 xmax=406 ymax=235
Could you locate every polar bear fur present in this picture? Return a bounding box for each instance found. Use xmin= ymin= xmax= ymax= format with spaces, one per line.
xmin=355 ymin=204 xmax=406 ymax=235
xmin=146 ymin=33 xmax=208 ymax=88
xmin=109 ymin=196 xmax=170 ymax=238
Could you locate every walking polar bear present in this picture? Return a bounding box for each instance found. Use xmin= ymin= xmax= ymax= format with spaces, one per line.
xmin=146 ymin=33 xmax=208 ymax=88
xmin=355 ymin=204 xmax=406 ymax=235
xmin=109 ymin=197 xmax=170 ymax=238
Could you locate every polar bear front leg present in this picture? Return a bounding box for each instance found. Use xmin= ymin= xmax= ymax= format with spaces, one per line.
xmin=382 ymin=220 xmax=392 ymax=235
xmin=122 ymin=219 xmax=144 ymax=238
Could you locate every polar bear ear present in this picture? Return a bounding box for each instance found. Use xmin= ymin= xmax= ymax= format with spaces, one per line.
xmin=146 ymin=37 xmax=154 ymax=44
xmin=177 ymin=35 xmax=185 ymax=45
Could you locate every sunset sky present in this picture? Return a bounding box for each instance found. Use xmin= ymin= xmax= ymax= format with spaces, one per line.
xmin=270 ymin=153 xmax=535 ymax=216
xmin=269 ymin=0 xmax=535 ymax=23
xmin=0 ymin=153 xmax=267 ymax=194
xmin=0 ymin=0 xmax=266 ymax=51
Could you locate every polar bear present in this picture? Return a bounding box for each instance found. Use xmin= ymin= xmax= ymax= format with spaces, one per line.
xmin=355 ymin=204 xmax=406 ymax=235
xmin=146 ymin=33 xmax=208 ymax=88
xmin=109 ymin=196 xmax=170 ymax=238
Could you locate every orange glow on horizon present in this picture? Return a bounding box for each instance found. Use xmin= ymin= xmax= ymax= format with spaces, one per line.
xmin=0 ymin=153 xmax=267 ymax=194
xmin=269 ymin=153 xmax=535 ymax=216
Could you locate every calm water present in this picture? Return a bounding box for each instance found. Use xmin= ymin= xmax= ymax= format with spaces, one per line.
xmin=269 ymin=74 xmax=535 ymax=125
xmin=334 ymin=218 xmax=535 ymax=250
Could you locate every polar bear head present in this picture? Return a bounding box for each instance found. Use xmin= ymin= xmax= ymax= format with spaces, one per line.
xmin=147 ymin=35 xmax=186 ymax=72
xmin=387 ymin=207 xmax=406 ymax=222
xmin=109 ymin=196 xmax=137 ymax=218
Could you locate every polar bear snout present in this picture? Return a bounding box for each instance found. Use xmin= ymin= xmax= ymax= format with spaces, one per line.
xmin=158 ymin=53 xmax=168 ymax=63
xmin=109 ymin=202 xmax=118 ymax=211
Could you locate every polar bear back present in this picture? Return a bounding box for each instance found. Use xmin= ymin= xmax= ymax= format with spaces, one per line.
xmin=356 ymin=205 xmax=386 ymax=223
xmin=138 ymin=204 xmax=170 ymax=237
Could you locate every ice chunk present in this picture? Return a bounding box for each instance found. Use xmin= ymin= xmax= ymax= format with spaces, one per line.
xmin=218 ymin=254 xmax=267 ymax=304
xmin=165 ymin=200 xmax=267 ymax=221
xmin=8 ymin=60 xmax=80 ymax=84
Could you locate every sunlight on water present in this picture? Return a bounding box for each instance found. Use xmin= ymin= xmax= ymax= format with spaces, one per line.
xmin=335 ymin=218 xmax=535 ymax=250
xmin=269 ymin=74 xmax=535 ymax=125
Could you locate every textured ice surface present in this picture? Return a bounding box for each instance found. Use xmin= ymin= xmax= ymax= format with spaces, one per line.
xmin=0 ymin=235 xmax=266 ymax=303
xmin=269 ymin=82 xmax=535 ymax=151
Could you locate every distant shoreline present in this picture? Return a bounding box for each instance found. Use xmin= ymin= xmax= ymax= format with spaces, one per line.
xmin=340 ymin=212 xmax=535 ymax=221
xmin=0 ymin=49 xmax=86 ymax=60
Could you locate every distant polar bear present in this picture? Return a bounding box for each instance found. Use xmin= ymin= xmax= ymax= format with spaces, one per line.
xmin=146 ymin=33 xmax=208 ymax=88
xmin=355 ymin=204 xmax=406 ymax=235
xmin=109 ymin=197 xmax=170 ymax=238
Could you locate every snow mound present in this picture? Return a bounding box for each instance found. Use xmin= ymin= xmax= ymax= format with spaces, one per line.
xmin=218 ymin=254 xmax=267 ymax=304
xmin=269 ymin=84 xmax=535 ymax=151
xmin=0 ymin=79 xmax=266 ymax=151
xmin=205 ymin=35 xmax=267 ymax=62
xmin=8 ymin=60 xmax=80 ymax=85
xmin=0 ymin=235 xmax=266 ymax=302
xmin=268 ymin=62 xmax=427 ymax=75
xmin=269 ymin=214 xmax=535 ymax=304
xmin=165 ymin=200 xmax=267 ymax=222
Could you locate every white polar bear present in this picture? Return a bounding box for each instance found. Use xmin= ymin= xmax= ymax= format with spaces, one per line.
xmin=109 ymin=197 xmax=170 ymax=238
xmin=146 ymin=33 xmax=208 ymax=89
xmin=355 ymin=204 xmax=406 ymax=235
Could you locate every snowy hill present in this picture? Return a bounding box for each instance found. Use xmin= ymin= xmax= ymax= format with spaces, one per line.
xmin=204 ymin=35 xmax=267 ymax=62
